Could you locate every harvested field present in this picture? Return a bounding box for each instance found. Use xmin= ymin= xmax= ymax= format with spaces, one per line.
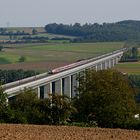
xmin=0 ymin=61 xmax=70 ymax=72
xmin=0 ymin=124 xmax=140 ymax=140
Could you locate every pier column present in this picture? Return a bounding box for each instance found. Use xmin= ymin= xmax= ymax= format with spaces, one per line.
xmin=63 ymin=76 xmax=72 ymax=98
xmin=97 ymin=63 xmax=102 ymax=70
xmin=37 ymin=87 xmax=40 ymax=98
xmin=50 ymin=82 xmax=53 ymax=94
xmin=69 ymin=76 xmax=72 ymax=98
xmin=95 ymin=64 xmax=98 ymax=71
xmin=60 ymin=78 xmax=63 ymax=95
xmin=54 ymin=79 xmax=62 ymax=95
xmin=100 ymin=63 xmax=103 ymax=70
xmin=115 ymin=57 xmax=119 ymax=64
xmin=112 ymin=58 xmax=115 ymax=67
xmin=44 ymin=84 xmax=51 ymax=98
xmin=108 ymin=59 xmax=111 ymax=68
xmin=104 ymin=61 xmax=108 ymax=69
xmin=71 ymin=74 xmax=78 ymax=98
xmin=103 ymin=62 xmax=106 ymax=70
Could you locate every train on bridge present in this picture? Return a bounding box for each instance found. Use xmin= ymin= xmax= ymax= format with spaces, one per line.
xmin=3 ymin=48 xmax=126 ymax=91
xmin=49 ymin=48 xmax=127 ymax=74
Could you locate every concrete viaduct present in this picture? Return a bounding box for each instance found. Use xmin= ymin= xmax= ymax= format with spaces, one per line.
xmin=3 ymin=48 xmax=125 ymax=101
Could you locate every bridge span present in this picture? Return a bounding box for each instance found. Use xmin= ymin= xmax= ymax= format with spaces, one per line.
xmin=3 ymin=48 xmax=125 ymax=100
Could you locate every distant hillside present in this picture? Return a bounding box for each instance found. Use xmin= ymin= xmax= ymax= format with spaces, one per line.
xmin=45 ymin=20 xmax=140 ymax=42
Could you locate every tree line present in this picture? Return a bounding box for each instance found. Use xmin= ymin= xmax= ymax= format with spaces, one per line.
xmin=45 ymin=20 xmax=140 ymax=42
xmin=120 ymin=46 xmax=140 ymax=62
xmin=1 ymin=69 xmax=140 ymax=129
xmin=0 ymin=69 xmax=39 ymax=84
xmin=129 ymin=75 xmax=140 ymax=103
xmin=0 ymin=28 xmax=29 ymax=36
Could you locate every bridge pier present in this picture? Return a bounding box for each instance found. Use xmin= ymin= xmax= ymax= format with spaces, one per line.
xmin=108 ymin=59 xmax=111 ymax=68
xmin=34 ymin=56 xmax=123 ymax=100
xmin=44 ymin=84 xmax=50 ymax=98
xmin=103 ymin=61 xmax=107 ymax=69
xmin=35 ymin=74 xmax=80 ymax=99
xmin=37 ymin=87 xmax=41 ymax=98
xmin=54 ymin=79 xmax=62 ymax=95
xmin=36 ymin=83 xmax=51 ymax=99
xmin=105 ymin=61 xmax=108 ymax=70
xmin=63 ymin=76 xmax=72 ymax=98
xmin=71 ymin=74 xmax=77 ymax=97
xmin=95 ymin=65 xmax=98 ymax=71
xmin=98 ymin=63 xmax=103 ymax=70
xmin=100 ymin=63 xmax=103 ymax=70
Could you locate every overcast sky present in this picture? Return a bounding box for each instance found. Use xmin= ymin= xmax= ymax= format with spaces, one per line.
xmin=0 ymin=0 xmax=140 ymax=27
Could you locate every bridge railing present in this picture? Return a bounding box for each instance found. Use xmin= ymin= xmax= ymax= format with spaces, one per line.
xmin=2 ymin=72 xmax=48 ymax=90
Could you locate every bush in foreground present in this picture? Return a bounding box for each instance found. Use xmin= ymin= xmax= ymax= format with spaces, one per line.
xmin=73 ymin=69 xmax=139 ymax=129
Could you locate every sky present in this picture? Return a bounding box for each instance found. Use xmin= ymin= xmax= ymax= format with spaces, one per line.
xmin=0 ymin=0 xmax=140 ymax=27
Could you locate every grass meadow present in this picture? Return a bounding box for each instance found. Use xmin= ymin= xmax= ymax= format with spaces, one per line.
xmin=115 ymin=62 xmax=140 ymax=75
xmin=115 ymin=48 xmax=140 ymax=75
xmin=0 ymin=42 xmax=124 ymax=71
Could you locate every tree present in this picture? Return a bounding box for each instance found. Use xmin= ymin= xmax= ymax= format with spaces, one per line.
xmin=120 ymin=45 xmax=140 ymax=62
xmin=18 ymin=56 xmax=26 ymax=62
xmin=1 ymin=87 xmax=43 ymax=124
xmin=51 ymin=94 xmax=76 ymax=124
xmin=9 ymin=88 xmax=39 ymax=123
xmin=73 ymin=69 xmax=138 ymax=128
xmin=30 ymin=98 xmax=52 ymax=124
xmin=45 ymin=20 xmax=140 ymax=42
xmin=0 ymin=83 xmax=14 ymax=123
xmin=129 ymin=75 xmax=140 ymax=103
xmin=132 ymin=47 xmax=139 ymax=59
xmin=0 ymin=45 xmax=3 ymax=51
xmin=9 ymin=88 xmax=76 ymax=124
xmin=32 ymin=28 xmax=37 ymax=35
xmin=0 ymin=84 xmax=7 ymax=112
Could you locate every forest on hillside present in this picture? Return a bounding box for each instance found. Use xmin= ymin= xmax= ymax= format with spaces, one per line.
xmin=45 ymin=20 xmax=140 ymax=42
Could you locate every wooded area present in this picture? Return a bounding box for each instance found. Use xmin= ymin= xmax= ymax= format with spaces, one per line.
xmin=0 ymin=70 xmax=39 ymax=84
xmin=45 ymin=20 xmax=140 ymax=42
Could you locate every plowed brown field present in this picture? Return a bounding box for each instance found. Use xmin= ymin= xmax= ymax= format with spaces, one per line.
xmin=0 ymin=124 xmax=140 ymax=140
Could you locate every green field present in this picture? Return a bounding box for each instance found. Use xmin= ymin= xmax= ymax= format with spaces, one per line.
xmin=1 ymin=42 xmax=124 ymax=63
xmin=0 ymin=42 xmax=124 ymax=71
xmin=115 ymin=48 xmax=140 ymax=74
xmin=115 ymin=62 xmax=140 ymax=75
